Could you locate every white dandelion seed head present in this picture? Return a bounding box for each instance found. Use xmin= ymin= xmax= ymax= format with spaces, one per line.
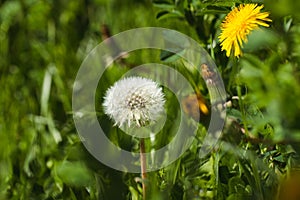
xmin=103 ymin=76 xmax=165 ymax=128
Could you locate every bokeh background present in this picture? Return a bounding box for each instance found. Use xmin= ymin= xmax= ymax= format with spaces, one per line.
xmin=1 ymin=0 xmax=300 ymax=199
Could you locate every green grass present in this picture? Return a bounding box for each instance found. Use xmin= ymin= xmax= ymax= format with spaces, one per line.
xmin=1 ymin=0 xmax=300 ymax=199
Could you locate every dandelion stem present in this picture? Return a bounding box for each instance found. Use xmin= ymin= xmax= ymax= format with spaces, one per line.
xmin=140 ymin=138 xmax=147 ymax=200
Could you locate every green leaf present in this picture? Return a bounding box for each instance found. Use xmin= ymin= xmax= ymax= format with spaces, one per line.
xmin=55 ymin=161 xmax=94 ymax=187
xmin=156 ymin=10 xmax=184 ymax=20
xmin=153 ymin=3 xmax=175 ymax=9
xmin=160 ymin=49 xmax=185 ymax=62
xmin=244 ymin=28 xmax=279 ymax=52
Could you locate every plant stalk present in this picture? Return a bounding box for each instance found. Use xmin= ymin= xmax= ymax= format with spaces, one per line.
xmin=140 ymin=138 xmax=147 ymax=200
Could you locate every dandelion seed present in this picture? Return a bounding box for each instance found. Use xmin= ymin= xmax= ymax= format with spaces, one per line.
xmin=219 ymin=4 xmax=272 ymax=57
xmin=103 ymin=76 xmax=165 ymax=128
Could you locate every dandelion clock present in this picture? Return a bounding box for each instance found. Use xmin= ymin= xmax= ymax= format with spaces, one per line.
xmin=103 ymin=76 xmax=165 ymax=199
xmin=103 ymin=76 xmax=165 ymax=128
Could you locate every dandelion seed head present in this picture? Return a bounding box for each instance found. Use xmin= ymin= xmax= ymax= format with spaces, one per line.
xmin=103 ymin=76 xmax=165 ymax=128
xmin=219 ymin=4 xmax=272 ymax=57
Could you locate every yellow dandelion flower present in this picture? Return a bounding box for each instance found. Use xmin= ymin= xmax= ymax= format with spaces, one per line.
xmin=219 ymin=4 xmax=272 ymax=57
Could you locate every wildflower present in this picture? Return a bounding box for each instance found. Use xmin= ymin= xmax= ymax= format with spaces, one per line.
xmin=219 ymin=4 xmax=272 ymax=57
xmin=103 ymin=76 xmax=165 ymax=127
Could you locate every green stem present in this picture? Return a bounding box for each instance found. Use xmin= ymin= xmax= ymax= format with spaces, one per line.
xmin=237 ymin=85 xmax=249 ymax=137
xmin=140 ymin=138 xmax=147 ymax=200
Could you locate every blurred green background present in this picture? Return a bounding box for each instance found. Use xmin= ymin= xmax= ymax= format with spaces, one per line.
xmin=1 ymin=0 xmax=300 ymax=199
